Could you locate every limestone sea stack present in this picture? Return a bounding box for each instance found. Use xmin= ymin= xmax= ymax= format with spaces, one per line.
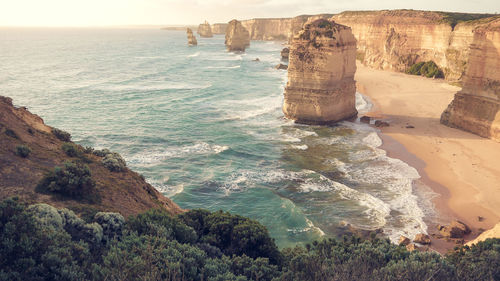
xmin=225 ymin=20 xmax=250 ymax=52
xmin=283 ymin=19 xmax=358 ymax=124
xmin=197 ymin=20 xmax=213 ymax=38
xmin=441 ymin=18 xmax=500 ymax=142
xmin=186 ymin=28 xmax=197 ymax=46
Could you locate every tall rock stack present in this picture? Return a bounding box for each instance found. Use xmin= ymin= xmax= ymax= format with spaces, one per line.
xmin=186 ymin=28 xmax=197 ymax=46
xmin=283 ymin=19 xmax=358 ymax=124
xmin=198 ymin=20 xmax=213 ymax=38
xmin=225 ymin=20 xmax=250 ymax=52
xmin=441 ymin=18 xmax=500 ymax=142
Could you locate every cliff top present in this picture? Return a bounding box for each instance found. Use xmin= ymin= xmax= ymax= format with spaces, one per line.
xmin=0 ymin=96 xmax=183 ymax=219
xmin=297 ymin=19 xmax=352 ymax=41
xmin=337 ymin=10 xmax=495 ymax=27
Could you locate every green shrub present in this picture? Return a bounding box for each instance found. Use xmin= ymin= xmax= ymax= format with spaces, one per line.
xmin=94 ymin=149 xmax=127 ymax=172
xmin=2 ymin=197 xmax=500 ymax=281
xmin=83 ymin=146 xmax=94 ymax=154
xmin=4 ymin=128 xmax=18 ymax=139
xmin=15 ymin=145 xmax=31 ymax=158
xmin=52 ymin=128 xmax=71 ymax=142
xmin=62 ymin=143 xmax=79 ymax=157
xmin=406 ymin=61 xmax=444 ymax=78
xmin=127 ymin=209 xmax=198 ymax=244
xmin=179 ymin=209 xmax=282 ymax=266
xmin=0 ymin=198 xmax=90 ymax=281
xmin=38 ymin=161 xmax=95 ymax=198
xmin=102 ymin=152 xmax=126 ymax=172
xmin=446 ymin=238 xmax=500 ymax=280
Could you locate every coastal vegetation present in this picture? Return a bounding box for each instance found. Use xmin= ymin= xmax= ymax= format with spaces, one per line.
xmin=37 ymin=161 xmax=97 ymax=200
xmin=406 ymin=61 xmax=444 ymax=78
xmin=1 ymin=197 xmax=499 ymax=281
xmin=15 ymin=145 xmax=31 ymax=158
xmin=52 ymin=128 xmax=72 ymax=142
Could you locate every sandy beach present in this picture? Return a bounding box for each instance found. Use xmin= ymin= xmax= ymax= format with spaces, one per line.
xmin=355 ymin=63 xmax=500 ymax=242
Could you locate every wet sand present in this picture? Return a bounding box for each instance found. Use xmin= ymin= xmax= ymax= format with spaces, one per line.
xmin=355 ymin=63 xmax=500 ymax=249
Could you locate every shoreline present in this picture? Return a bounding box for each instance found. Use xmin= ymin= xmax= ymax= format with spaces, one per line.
xmin=356 ymin=63 xmax=500 ymax=252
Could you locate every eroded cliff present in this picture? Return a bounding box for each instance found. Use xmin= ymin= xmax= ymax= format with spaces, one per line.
xmin=212 ymin=23 xmax=228 ymax=34
xmin=198 ymin=20 xmax=213 ymax=38
xmin=241 ymin=14 xmax=333 ymax=41
xmin=441 ymin=18 xmax=500 ymax=141
xmin=0 ymin=96 xmax=183 ymax=217
xmin=330 ymin=10 xmax=495 ymax=81
xmin=283 ymin=19 xmax=358 ymax=124
xmin=240 ymin=10 xmax=495 ymax=82
xmin=225 ymin=19 xmax=250 ymax=52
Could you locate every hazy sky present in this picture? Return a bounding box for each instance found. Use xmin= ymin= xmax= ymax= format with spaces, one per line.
xmin=1 ymin=0 xmax=499 ymax=27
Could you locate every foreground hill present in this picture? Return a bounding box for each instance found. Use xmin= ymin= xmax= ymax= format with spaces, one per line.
xmin=0 ymin=96 xmax=182 ymax=217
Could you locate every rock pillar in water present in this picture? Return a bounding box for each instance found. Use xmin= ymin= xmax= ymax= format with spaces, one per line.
xmin=198 ymin=20 xmax=213 ymax=38
xmin=441 ymin=18 xmax=500 ymax=142
xmin=283 ymin=19 xmax=358 ymax=124
xmin=186 ymin=28 xmax=197 ymax=46
xmin=225 ymin=19 xmax=250 ymax=52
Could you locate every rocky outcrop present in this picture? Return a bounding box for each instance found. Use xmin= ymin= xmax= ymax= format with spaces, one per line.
xmin=438 ymin=220 xmax=472 ymax=238
xmin=197 ymin=20 xmax=213 ymax=38
xmin=399 ymin=236 xmax=411 ymax=246
xmin=186 ymin=28 xmax=197 ymax=46
xmin=0 ymin=96 xmax=183 ymax=218
xmin=212 ymin=23 xmax=228 ymax=34
xmin=225 ymin=20 xmax=250 ymax=52
xmin=283 ymin=19 xmax=358 ymax=124
xmin=281 ymin=47 xmax=289 ymax=60
xmin=466 ymin=223 xmax=500 ymax=246
xmin=275 ymin=63 xmax=288 ymax=70
xmin=441 ymin=18 xmax=500 ymax=141
xmin=414 ymin=233 xmax=432 ymax=245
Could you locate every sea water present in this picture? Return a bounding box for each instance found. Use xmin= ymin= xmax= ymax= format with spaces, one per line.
xmin=0 ymin=28 xmax=436 ymax=247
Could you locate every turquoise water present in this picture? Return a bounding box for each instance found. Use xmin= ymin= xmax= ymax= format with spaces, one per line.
xmin=0 ymin=28 xmax=434 ymax=247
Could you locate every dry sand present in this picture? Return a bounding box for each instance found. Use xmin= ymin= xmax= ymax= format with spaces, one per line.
xmin=355 ymin=64 xmax=500 ymax=243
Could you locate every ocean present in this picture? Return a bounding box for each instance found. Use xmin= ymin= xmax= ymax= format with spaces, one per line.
xmin=0 ymin=28 xmax=437 ymax=247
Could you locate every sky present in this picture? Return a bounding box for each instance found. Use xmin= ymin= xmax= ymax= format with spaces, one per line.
xmin=0 ymin=0 xmax=498 ymax=27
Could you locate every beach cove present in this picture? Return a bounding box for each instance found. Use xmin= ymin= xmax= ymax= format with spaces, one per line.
xmin=356 ymin=63 xmax=500 ymax=246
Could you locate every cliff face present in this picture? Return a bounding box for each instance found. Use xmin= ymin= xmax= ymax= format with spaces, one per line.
xmin=441 ymin=18 xmax=500 ymax=141
xmin=186 ymin=28 xmax=197 ymax=46
xmin=239 ymin=11 xmax=496 ymax=82
xmin=242 ymin=18 xmax=292 ymax=40
xmin=330 ymin=10 xmax=481 ymax=81
xmin=0 ymin=96 xmax=183 ymax=217
xmin=212 ymin=23 xmax=228 ymax=34
xmin=197 ymin=21 xmax=213 ymax=38
xmin=241 ymin=14 xmax=333 ymax=41
xmin=225 ymin=20 xmax=250 ymax=52
xmin=283 ymin=19 xmax=358 ymax=124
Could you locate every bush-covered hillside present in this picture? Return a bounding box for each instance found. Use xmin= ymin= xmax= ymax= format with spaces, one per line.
xmin=1 ymin=198 xmax=499 ymax=281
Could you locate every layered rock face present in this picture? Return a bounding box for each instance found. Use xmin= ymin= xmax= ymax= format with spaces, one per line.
xmin=241 ymin=14 xmax=333 ymax=41
xmin=242 ymin=18 xmax=293 ymax=40
xmin=212 ymin=23 xmax=228 ymax=34
xmin=283 ymin=19 xmax=358 ymax=124
xmin=197 ymin=20 xmax=213 ymax=38
xmin=441 ymin=18 xmax=500 ymax=141
xmin=186 ymin=28 xmax=197 ymax=46
xmin=330 ymin=10 xmax=485 ymax=80
xmin=239 ymin=11 xmax=496 ymax=82
xmin=225 ymin=20 xmax=250 ymax=52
